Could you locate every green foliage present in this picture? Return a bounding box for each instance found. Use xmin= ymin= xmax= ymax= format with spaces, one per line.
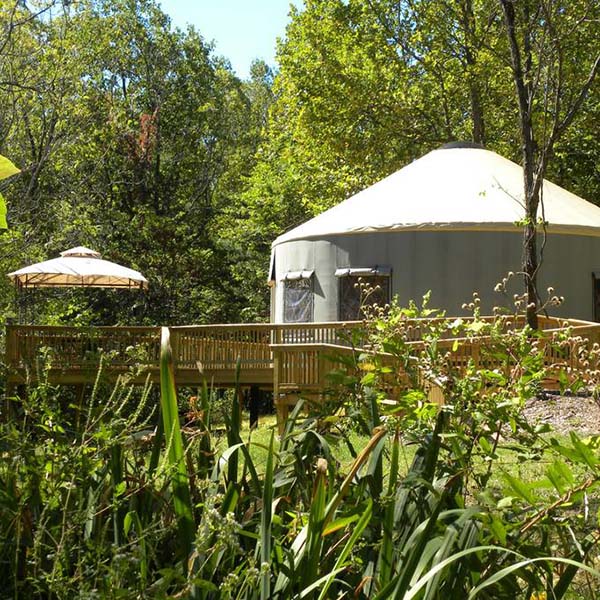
xmin=159 ymin=326 xmax=195 ymax=558
xmin=0 ymin=0 xmax=598 ymax=323
xmin=0 ymin=0 xmax=272 ymax=324
xmin=228 ymin=0 xmax=599 ymax=311
xmin=4 ymin=303 xmax=600 ymax=597
xmin=0 ymin=155 xmax=20 ymax=180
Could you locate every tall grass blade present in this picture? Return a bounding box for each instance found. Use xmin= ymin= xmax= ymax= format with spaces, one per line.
xmin=149 ymin=407 xmax=164 ymax=477
xmin=124 ymin=510 xmax=148 ymax=589
xmin=365 ymin=429 xmax=387 ymax=500
xmin=374 ymin=545 xmax=515 ymax=600
xmin=403 ymin=545 xmax=517 ymax=600
xmin=468 ymin=556 xmax=600 ymax=599
xmin=223 ymin=357 xmax=242 ymax=485
xmin=389 ymin=493 xmax=446 ymax=599
xmin=324 ymin=426 xmax=387 ymax=522
xmin=274 ymin=427 xmax=387 ymax=596
xmin=160 ymin=326 xmax=195 ymax=559
xmin=376 ymin=430 xmax=400 ymax=586
xmin=109 ymin=443 xmax=125 ymax=546
xmin=279 ymin=399 xmax=305 ymax=453
xmin=316 ymin=499 xmax=373 ymax=600
xmin=196 ymin=380 xmax=214 ymax=478
xmin=305 ymin=458 xmax=328 ymax=588
xmin=260 ymin=430 xmax=275 ymax=600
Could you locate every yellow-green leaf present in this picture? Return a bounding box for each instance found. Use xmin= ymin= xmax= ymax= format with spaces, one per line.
xmin=0 ymin=155 xmax=20 ymax=180
xmin=0 ymin=192 xmax=6 ymax=229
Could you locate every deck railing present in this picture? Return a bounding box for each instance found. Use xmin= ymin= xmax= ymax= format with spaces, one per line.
xmin=5 ymin=321 xmax=363 ymax=376
xmin=5 ymin=325 xmax=162 ymax=371
xmin=170 ymin=324 xmax=274 ymax=371
xmin=6 ymin=317 xmax=600 ymax=394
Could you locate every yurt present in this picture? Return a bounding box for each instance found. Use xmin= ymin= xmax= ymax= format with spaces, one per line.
xmin=269 ymin=143 xmax=600 ymax=323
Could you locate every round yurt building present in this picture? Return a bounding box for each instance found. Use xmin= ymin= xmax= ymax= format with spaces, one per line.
xmin=269 ymin=143 xmax=600 ymax=323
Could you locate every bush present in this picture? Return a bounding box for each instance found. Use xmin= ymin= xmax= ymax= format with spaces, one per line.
xmin=2 ymin=303 xmax=600 ymax=598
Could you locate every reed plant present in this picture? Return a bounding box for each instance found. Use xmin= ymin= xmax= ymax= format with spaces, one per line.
xmin=2 ymin=299 xmax=600 ymax=598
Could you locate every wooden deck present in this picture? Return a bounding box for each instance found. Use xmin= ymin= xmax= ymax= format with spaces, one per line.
xmin=6 ymin=316 xmax=600 ymax=428
xmin=5 ymin=321 xmax=359 ymax=383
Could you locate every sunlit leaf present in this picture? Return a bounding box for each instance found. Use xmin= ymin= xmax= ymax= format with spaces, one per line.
xmin=0 ymin=155 xmax=20 ymax=180
xmin=0 ymin=193 xmax=6 ymax=229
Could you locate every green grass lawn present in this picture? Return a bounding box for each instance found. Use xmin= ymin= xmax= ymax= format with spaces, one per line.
xmin=209 ymin=411 xmax=589 ymax=486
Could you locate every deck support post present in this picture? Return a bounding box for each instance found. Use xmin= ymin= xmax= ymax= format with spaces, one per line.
xmin=275 ymin=395 xmax=291 ymax=436
xmin=249 ymin=385 xmax=260 ymax=429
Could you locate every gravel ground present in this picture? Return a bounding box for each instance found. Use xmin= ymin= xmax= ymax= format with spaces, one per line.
xmin=523 ymin=394 xmax=600 ymax=436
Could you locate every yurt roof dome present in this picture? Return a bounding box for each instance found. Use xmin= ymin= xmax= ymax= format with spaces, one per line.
xmin=273 ymin=145 xmax=600 ymax=246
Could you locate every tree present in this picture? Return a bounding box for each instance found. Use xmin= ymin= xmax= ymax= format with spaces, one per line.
xmin=0 ymin=0 xmax=271 ymax=325
xmin=498 ymin=0 xmax=600 ymax=328
xmin=237 ymin=0 xmax=513 ymax=308
xmin=243 ymin=0 xmax=599 ymax=319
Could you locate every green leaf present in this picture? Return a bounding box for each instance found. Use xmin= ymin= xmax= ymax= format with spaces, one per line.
xmin=570 ymin=432 xmax=599 ymax=469
xmin=361 ymin=371 xmax=377 ymax=386
xmin=0 ymin=193 xmax=6 ymax=229
xmin=124 ymin=511 xmax=133 ymax=537
xmin=160 ymin=327 xmax=195 ymax=559
xmin=260 ymin=431 xmax=275 ymax=600
xmin=0 ymin=155 xmax=20 ymax=180
xmin=503 ymin=472 xmax=536 ymax=505
xmin=490 ymin=517 xmax=507 ymax=545
xmin=479 ymin=437 xmax=492 ymax=454
xmin=467 ymin=321 xmax=486 ymax=334
xmin=546 ymin=460 xmax=574 ymax=494
xmin=317 ymin=500 xmax=372 ymax=600
xmin=468 ymin=556 xmax=600 ymax=599
xmin=323 ymin=513 xmax=359 ymax=536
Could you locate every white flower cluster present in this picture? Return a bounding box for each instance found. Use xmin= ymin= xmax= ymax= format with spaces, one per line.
xmin=194 ymin=499 xmax=242 ymax=557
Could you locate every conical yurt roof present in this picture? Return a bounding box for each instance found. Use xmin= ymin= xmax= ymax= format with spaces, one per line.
xmin=273 ymin=144 xmax=600 ymax=246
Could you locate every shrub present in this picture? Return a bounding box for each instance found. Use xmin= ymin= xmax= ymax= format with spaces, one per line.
xmin=2 ymin=301 xmax=600 ymax=598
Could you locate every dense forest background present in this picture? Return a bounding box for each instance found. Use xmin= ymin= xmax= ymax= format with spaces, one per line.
xmin=0 ymin=0 xmax=598 ymax=326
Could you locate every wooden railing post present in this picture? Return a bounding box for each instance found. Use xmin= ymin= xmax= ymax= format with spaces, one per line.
xmin=472 ymin=341 xmax=480 ymax=369
xmin=272 ymin=348 xmax=287 ymax=434
xmin=318 ymin=348 xmax=325 ymax=393
xmin=169 ymin=327 xmax=179 ymax=373
xmin=5 ymin=325 xmax=19 ymax=367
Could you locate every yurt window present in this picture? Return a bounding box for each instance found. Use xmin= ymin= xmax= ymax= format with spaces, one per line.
xmin=282 ymin=270 xmax=314 ymax=323
xmin=336 ymin=267 xmax=391 ymax=320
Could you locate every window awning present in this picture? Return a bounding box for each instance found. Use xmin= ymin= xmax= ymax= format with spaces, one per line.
xmin=335 ymin=266 xmax=392 ymax=277
xmin=282 ymin=269 xmax=314 ymax=281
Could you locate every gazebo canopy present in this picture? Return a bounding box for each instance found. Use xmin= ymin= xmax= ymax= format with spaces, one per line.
xmin=8 ymin=246 xmax=148 ymax=290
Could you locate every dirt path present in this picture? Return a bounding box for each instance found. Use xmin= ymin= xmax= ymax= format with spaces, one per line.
xmin=523 ymin=394 xmax=600 ymax=437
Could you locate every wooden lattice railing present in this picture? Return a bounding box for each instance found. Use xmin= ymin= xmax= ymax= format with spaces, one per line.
xmin=5 ymin=321 xmax=363 ymax=378
xmin=5 ymin=325 xmax=162 ymax=371
xmin=6 ymin=317 xmax=600 ymax=403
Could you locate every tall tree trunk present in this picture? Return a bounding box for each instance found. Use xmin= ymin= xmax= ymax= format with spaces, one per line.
xmin=469 ymin=83 xmax=485 ymax=145
xmin=499 ymin=0 xmax=538 ymax=328
xmin=460 ymin=0 xmax=485 ymax=145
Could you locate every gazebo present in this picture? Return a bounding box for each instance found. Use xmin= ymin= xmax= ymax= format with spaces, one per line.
xmin=8 ymin=246 xmax=148 ymax=290
xmin=7 ymin=246 xmax=148 ymax=323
